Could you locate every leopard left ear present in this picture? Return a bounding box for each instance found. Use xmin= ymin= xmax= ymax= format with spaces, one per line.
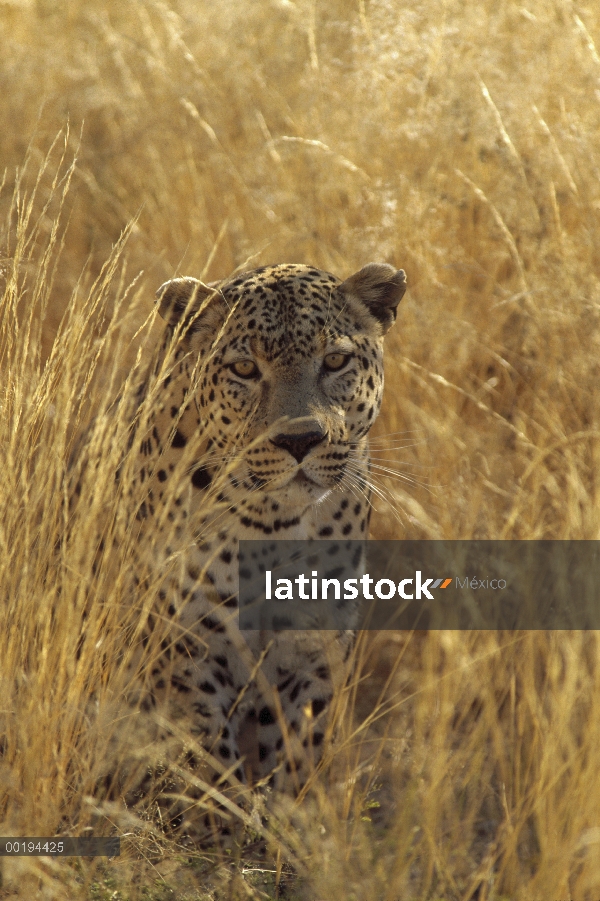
xmin=341 ymin=263 xmax=407 ymax=333
xmin=155 ymin=277 xmax=220 ymax=331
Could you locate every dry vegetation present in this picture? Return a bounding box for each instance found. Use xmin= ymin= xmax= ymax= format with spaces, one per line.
xmin=2 ymin=0 xmax=600 ymax=897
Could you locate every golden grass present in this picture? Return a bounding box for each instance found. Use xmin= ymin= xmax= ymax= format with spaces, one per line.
xmin=2 ymin=0 xmax=600 ymax=897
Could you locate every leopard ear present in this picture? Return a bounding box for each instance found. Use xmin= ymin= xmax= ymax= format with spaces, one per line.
xmin=155 ymin=277 xmax=220 ymax=331
xmin=341 ymin=263 xmax=407 ymax=333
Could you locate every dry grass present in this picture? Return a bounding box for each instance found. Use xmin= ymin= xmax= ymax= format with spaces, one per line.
xmin=2 ymin=0 xmax=600 ymax=897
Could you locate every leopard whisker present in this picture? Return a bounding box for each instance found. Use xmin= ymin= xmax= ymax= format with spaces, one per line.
xmin=355 ymin=459 xmax=436 ymax=492
xmin=364 ymin=445 xmax=424 ymax=456
xmin=349 ymin=451 xmax=428 ymax=471
xmin=367 ymin=428 xmax=424 ymax=442
xmin=339 ymin=472 xmax=374 ymax=510
xmin=343 ymin=467 xmax=410 ymax=526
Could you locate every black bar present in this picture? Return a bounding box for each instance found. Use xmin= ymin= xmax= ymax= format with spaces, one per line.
xmin=239 ymin=540 xmax=600 ymax=630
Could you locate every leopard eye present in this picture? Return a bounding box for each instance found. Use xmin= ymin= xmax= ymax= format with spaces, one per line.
xmin=323 ymin=352 xmax=350 ymax=372
xmin=230 ymin=360 xmax=259 ymax=379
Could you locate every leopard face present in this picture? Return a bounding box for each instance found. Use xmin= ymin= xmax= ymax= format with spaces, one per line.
xmin=154 ymin=263 xmax=406 ymax=517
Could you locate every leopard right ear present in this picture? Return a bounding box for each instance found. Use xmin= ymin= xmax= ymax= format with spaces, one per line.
xmin=155 ymin=277 xmax=220 ymax=331
xmin=340 ymin=263 xmax=407 ymax=334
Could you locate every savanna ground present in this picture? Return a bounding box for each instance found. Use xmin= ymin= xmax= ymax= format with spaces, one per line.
xmin=1 ymin=0 xmax=600 ymax=898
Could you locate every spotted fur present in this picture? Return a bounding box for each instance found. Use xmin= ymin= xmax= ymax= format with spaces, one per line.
xmin=103 ymin=262 xmax=405 ymax=818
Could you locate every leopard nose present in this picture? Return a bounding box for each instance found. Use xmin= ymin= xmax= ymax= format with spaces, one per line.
xmin=270 ymin=430 xmax=326 ymax=463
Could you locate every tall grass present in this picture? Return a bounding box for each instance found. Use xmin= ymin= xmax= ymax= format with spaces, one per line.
xmin=1 ymin=0 xmax=600 ymax=897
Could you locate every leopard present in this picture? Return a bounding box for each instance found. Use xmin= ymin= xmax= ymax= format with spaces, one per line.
xmin=83 ymin=261 xmax=406 ymax=831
